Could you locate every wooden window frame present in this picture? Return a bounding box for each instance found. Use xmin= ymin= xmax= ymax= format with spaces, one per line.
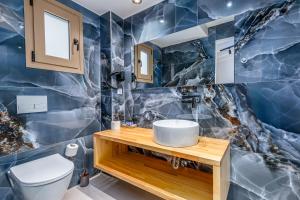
xmin=134 ymin=44 xmax=153 ymax=83
xmin=24 ymin=0 xmax=84 ymax=74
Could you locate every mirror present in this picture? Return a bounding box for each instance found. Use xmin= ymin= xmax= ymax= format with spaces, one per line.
xmin=133 ymin=16 xmax=235 ymax=89
xmin=44 ymin=12 xmax=70 ymax=60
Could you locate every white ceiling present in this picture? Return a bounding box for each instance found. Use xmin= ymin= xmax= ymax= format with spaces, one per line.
xmin=72 ymin=0 xmax=165 ymax=18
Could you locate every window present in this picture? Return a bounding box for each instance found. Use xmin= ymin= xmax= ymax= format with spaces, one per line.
xmin=24 ymin=0 xmax=84 ymax=74
xmin=134 ymin=44 xmax=153 ymax=83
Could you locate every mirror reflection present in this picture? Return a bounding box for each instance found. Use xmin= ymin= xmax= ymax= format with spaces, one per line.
xmin=134 ymin=44 xmax=154 ymax=83
xmin=215 ymin=37 xmax=235 ymax=84
xmin=133 ymin=16 xmax=235 ymax=89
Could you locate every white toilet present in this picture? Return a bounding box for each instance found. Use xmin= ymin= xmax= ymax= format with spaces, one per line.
xmin=8 ymin=154 xmax=74 ymax=200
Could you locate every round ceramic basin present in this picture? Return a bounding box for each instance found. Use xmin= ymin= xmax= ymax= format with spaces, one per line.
xmin=153 ymin=119 xmax=199 ymax=148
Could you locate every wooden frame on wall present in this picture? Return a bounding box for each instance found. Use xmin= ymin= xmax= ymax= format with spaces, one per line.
xmin=134 ymin=44 xmax=153 ymax=83
xmin=24 ymin=0 xmax=84 ymax=74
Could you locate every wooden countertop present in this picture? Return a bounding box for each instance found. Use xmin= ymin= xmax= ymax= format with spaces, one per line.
xmin=94 ymin=127 xmax=230 ymax=166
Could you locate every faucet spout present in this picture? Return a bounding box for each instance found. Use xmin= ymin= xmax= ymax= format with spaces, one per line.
xmin=181 ymin=96 xmax=200 ymax=108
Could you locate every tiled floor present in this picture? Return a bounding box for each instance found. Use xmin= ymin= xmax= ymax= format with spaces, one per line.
xmin=63 ymin=173 xmax=162 ymax=200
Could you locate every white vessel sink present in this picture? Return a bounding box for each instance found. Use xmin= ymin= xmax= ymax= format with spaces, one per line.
xmin=153 ymin=119 xmax=199 ymax=148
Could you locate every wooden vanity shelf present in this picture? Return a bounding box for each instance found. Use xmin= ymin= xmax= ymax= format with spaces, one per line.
xmin=94 ymin=128 xmax=230 ymax=200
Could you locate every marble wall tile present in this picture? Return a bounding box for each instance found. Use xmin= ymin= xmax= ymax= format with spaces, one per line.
xmin=100 ymin=12 xmax=112 ymax=88
xmin=100 ymin=11 xmax=125 ymax=124
xmin=124 ymin=19 xmax=136 ymax=121
xmin=100 ymin=12 xmax=112 ymax=130
xmin=197 ymin=0 xmax=286 ymax=24
xmin=246 ymin=80 xmax=300 ymax=134
xmin=124 ymin=19 xmax=133 ymax=88
xmin=0 ymin=0 xmax=101 ymax=198
xmin=100 ymin=89 xmax=112 ymax=130
xmin=175 ymin=0 xmax=198 ymax=32
xmin=125 ymin=0 xmax=287 ymax=47
xmin=235 ymin=0 xmax=300 ymax=83
xmin=162 ymin=38 xmax=214 ymax=87
xmin=111 ymin=12 xmax=125 ymax=121
xmin=129 ymin=1 xmax=175 ymax=44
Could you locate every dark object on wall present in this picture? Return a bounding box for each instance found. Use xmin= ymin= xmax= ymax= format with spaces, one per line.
xmin=111 ymin=71 xmax=125 ymax=83
xmin=181 ymin=95 xmax=200 ymax=108
xmin=178 ymin=86 xmax=200 ymax=108
xmin=131 ymin=73 xmax=137 ymax=83
xmin=102 ymin=71 xmax=125 ymax=89
xmin=131 ymin=73 xmax=137 ymax=89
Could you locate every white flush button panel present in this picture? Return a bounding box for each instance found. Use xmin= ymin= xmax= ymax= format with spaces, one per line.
xmin=215 ymin=37 xmax=235 ymax=84
xmin=17 ymin=96 xmax=48 ymax=114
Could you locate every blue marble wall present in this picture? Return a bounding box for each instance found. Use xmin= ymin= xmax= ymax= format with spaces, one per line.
xmin=125 ymin=0 xmax=287 ymax=44
xmin=161 ymin=38 xmax=214 ymax=87
xmin=234 ymin=0 xmax=300 ymax=83
xmin=122 ymin=0 xmax=300 ymax=199
xmin=100 ymin=12 xmax=112 ymax=130
xmin=100 ymin=11 xmax=126 ymax=129
xmin=111 ymin=13 xmax=125 ymax=122
xmin=0 ymin=0 xmax=101 ymax=199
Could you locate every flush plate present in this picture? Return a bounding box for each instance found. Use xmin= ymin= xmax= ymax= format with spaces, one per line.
xmin=17 ymin=96 xmax=48 ymax=114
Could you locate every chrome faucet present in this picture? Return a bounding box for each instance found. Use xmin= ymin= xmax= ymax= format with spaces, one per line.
xmin=181 ymin=95 xmax=200 ymax=108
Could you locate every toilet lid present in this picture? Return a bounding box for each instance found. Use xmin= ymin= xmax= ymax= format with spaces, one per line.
xmin=10 ymin=154 xmax=74 ymax=186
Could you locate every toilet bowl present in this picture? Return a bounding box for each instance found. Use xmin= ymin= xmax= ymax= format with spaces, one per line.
xmin=8 ymin=154 xmax=74 ymax=200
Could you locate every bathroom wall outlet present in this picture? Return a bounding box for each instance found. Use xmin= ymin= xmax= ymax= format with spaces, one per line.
xmin=17 ymin=96 xmax=48 ymax=114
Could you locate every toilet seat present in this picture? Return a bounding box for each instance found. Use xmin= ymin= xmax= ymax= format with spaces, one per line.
xmin=9 ymin=154 xmax=74 ymax=186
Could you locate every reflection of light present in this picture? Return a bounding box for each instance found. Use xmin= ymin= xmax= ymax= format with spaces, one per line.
xmin=226 ymin=1 xmax=233 ymax=7
xmin=18 ymin=46 xmax=22 ymax=49
xmin=132 ymin=0 xmax=142 ymax=4
xmin=158 ymin=4 xmax=165 ymax=24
